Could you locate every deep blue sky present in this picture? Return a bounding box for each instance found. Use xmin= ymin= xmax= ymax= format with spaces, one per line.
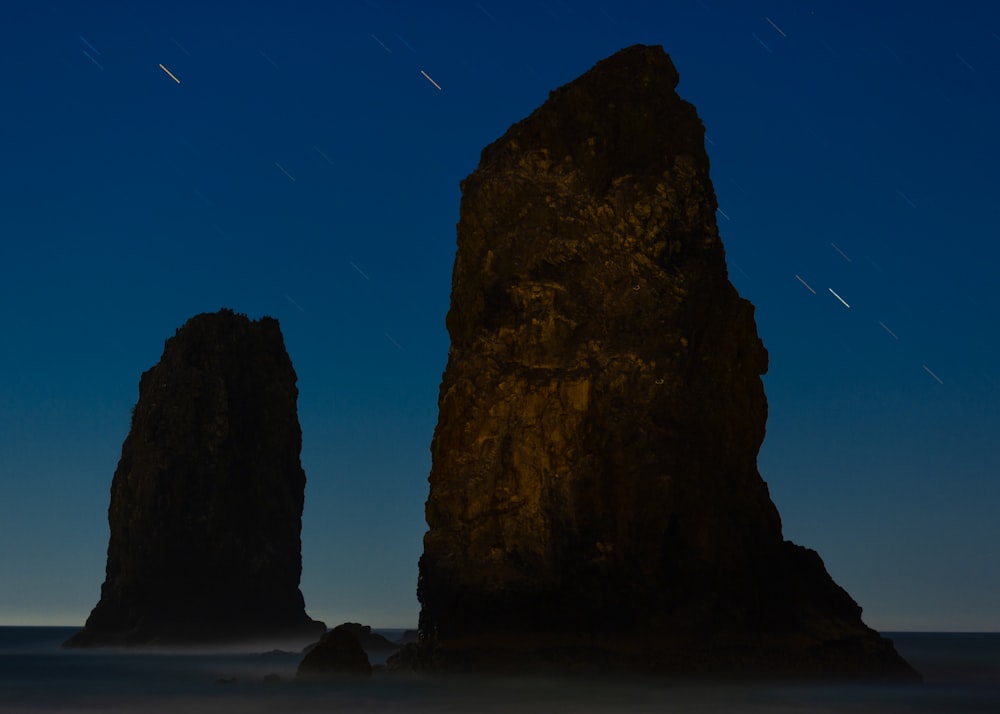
xmin=2 ymin=1 xmax=998 ymax=632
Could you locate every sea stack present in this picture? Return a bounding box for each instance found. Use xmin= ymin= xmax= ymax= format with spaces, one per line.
xmin=416 ymin=45 xmax=917 ymax=678
xmin=65 ymin=309 xmax=325 ymax=647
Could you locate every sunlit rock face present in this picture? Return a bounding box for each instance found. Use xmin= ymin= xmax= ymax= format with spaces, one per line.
xmin=417 ymin=45 xmax=918 ymax=678
xmin=65 ymin=309 xmax=325 ymax=647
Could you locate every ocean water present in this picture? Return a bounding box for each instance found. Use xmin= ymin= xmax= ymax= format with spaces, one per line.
xmin=1 ymin=628 xmax=997 ymax=713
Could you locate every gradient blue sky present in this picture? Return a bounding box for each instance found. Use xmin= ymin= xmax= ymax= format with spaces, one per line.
xmin=2 ymin=1 xmax=998 ymax=632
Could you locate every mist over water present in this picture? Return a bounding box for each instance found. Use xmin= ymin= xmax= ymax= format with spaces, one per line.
xmin=2 ymin=628 xmax=998 ymax=713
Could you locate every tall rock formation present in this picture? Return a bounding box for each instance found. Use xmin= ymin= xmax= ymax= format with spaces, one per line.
xmin=416 ymin=45 xmax=917 ymax=678
xmin=65 ymin=309 xmax=325 ymax=647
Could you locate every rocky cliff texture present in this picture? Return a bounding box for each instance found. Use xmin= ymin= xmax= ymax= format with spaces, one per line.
xmin=65 ymin=309 xmax=325 ymax=647
xmin=416 ymin=45 xmax=917 ymax=678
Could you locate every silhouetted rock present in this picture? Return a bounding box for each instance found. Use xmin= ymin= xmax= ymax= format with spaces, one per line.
xmin=65 ymin=309 xmax=325 ymax=648
xmin=297 ymin=626 xmax=373 ymax=679
xmin=335 ymin=622 xmax=401 ymax=657
xmin=416 ymin=45 xmax=919 ymax=679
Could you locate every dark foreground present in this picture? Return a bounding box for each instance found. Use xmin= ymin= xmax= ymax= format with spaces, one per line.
xmin=1 ymin=628 xmax=998 ymax=713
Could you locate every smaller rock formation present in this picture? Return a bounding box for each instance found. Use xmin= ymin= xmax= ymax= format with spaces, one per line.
xmin=335 ymin=622 xmax=402 ymax=660
xmin=65 ymin=309 xmax=325 ymax=648
xmin=297 ymin=626 xmax=373 ymax=679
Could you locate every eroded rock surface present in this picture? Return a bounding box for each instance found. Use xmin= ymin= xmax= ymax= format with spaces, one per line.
xmin=416 ymin=45 xmax=917 ymax=678
xmin=65 ymin=309 xmax=325 ymax=647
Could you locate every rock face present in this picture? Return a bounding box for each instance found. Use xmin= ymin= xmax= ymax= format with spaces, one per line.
xmin=65 ymin=309 xmax=325 ymax=647
xmin=297 ymin=626 xmax=373 ymax=679
xmin=417 ymin=45 xmax=918 ymax=678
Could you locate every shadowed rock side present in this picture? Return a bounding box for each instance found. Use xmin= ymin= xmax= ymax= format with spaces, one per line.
xmin=335 ymin=622 xmax=403 ymax=661
xmin=297 ymin=626 xmax=373 ymax=680
xmin=416 ymin=45 xmax=918 ymax=679
xmin=65 ymin=309 xmax=325 ymax=647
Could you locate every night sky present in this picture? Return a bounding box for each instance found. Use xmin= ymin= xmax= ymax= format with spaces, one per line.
xmin=2 ymin=1 xmax=998 ymax=632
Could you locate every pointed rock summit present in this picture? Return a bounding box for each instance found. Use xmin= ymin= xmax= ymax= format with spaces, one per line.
xmin=416 ymin=45 xmax=917 ymax=677
xmin=65 ymin=309 xmax=325 ymax=647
